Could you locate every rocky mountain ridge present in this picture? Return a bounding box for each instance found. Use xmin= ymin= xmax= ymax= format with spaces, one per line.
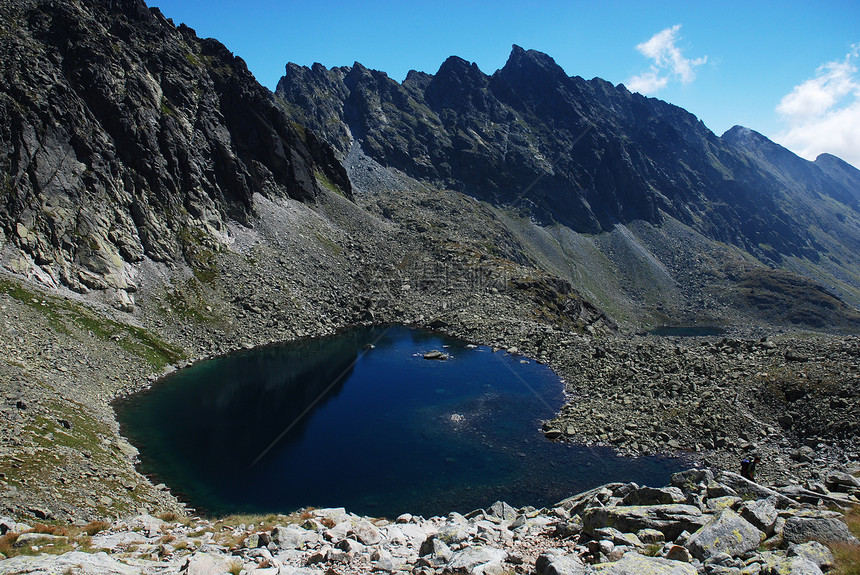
xmin=276 ymin=46 xmax=860 ymax=329
xmin=0 ymin=0 xmax=349 ymax=309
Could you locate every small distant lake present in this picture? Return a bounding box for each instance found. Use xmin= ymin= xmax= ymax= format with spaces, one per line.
xmin=648 ymin=326 xmax=725 ymax=337
xmin=115 ymin=325 xmax=688 ymax=518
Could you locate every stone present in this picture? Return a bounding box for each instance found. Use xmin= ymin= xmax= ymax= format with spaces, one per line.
xmin=825 ymin=471 xmax=860 ymax=492
xmin=351 ymin=519 xmax=383 ymax=545
xmin=637 ymin=529 xmax=665 ymax=545
xmin=591 ymin=552 xmax=697 ymax=575
xmin=271 ymin=525 xmax=320 ymax=550
xmin=0 ymin=551 xmax=140 ymax=575
xmin=716 ymin=472 xmax=794 ymax=508
xmin=663 ymin=545 xmax=692 ymax=563
xmin=423 ymin=350 xmax=447 ymax=360
xmin=739 ymin=498 xmax=779 ymax=536
xmin=582 ymin=505 xmax=707 ymax=541
xmin=371 ymin=547 xmax=396 ymax=572
xmin=671 ymin=469 xmax=715 ymax=491
xmin=487 ymin=501 xmax=518 ymax=522
xmin=535 ymin=549 xmax=588 ymax=575
xmin=685 ymin=509 xmax=764 ymax=561
xmin=787 ymin=541 xmax=835 ymax=570
xmin=183 ymin=553 xmax=230 ymax=575
xmin=783 ymin=512 xmax=859 ymax=545
xmin=761 ymin=556 xmax=823 ymax=575
xmin=0 ymin=517 xmax=31 ymax=535
xmin=446 ymin=545 xmax=507 ymax=574
xmin=706 ymin=496 xmax=742 ymax=512
xmin=622 ymin=487 xmax=686 ymax=506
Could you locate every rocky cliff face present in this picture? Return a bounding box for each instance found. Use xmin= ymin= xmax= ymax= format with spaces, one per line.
xmin=276 ymin=45 xmax=860 ymax=327
xmin=0 ymin=0 xmax=349 ymax=308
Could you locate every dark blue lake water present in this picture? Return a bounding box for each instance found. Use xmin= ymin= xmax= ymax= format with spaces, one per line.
xmin=115 ymin=325 xmax=688 ymax=518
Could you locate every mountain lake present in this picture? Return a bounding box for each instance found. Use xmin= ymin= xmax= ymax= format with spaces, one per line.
xmin=115 ymin=325 xmax=690 ymax=518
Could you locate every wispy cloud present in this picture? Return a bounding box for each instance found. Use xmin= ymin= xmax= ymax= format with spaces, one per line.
xmin=627 ymin=24 xmax=707 ymax=95
xmin=774 ymin=45 xmax=860 ymax=167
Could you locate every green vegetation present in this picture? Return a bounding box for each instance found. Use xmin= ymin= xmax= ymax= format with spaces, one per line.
xmin=185 ymin=51 xmax=201 ymax=67
xmin=0 ymin=276 xmax=184 ymax=369
xmin=314 ymin=170 xmax=345 ymax=198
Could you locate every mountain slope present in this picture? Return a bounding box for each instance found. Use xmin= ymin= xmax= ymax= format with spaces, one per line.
xmin=276 ymin=46 xmax=860 ymax=328
xmin=0 ymin=0 xmax=349 ymax=306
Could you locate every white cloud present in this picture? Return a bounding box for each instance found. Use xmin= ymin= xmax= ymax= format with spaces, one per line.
xmin=627 ymin=24 xmax=707 ymax=95
xmin=774 ymin=45 xmax=860 ymax=167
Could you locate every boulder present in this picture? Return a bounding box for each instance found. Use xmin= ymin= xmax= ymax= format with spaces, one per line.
xmin=446 ymin=545 xmax=507 ymax=574
xmin=487 ymin=501 xmax=518 ymax=522
xmin=622 ymin=487 xmax=686 ymax=506
xmin=591 ymin=552 xmax=697 ymax=575
xmin=685 ymin=509 xmax=764 ymax=561
xmin=716 ymin=472 xmax=794 ymax=508
xmin=582 ymin=505 xmax=707 ymax=541
xmin=351 ymin=519 xmax=383 ymax=545
xmin=535 ymin=549 xmax=589 ymax=575
xmin=761 ymin=556 xmax=823 ymax=575
xmin=271 ymin=525 xmax=320 ymax=550
xmin=12 ymin=533 xmax=69 ymax=547
xmin=637 ymin=529 xmax=665 ymax=545
xmin=0 ymin=551 xmax=140 ymax=575
xmin=788 ymin=541 xmax=835 ymax=570
xmin=825 ymin=472 xmax=860 ymax=492
xmin=739 ymin=498 xmax=779 ymax=536
xmin=783 ymin=511 xmax=859 ymax=545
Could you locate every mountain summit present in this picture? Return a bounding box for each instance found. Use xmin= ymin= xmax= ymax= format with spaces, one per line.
xmin=276 ymin=46 xmax=860 ymax=326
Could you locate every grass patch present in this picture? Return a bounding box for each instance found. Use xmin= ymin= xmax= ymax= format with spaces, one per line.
xmin=831 ymin=506 xmax=860 ymax=575
xmin=82 ymin=521 xmax=111 ymax=536
xmin=0 ymin=276 xmax=184 ymax=369
xmin=225 ymin=558 xmax=243 ymax=575
xmin=314 ymin=170 xmax=346 ymax=198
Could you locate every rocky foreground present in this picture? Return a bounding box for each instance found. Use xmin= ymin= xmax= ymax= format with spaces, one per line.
xmin=1 ymin=468 xmax=858 ymax=575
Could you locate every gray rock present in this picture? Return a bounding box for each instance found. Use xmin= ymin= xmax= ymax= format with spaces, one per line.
xmin=761 ymin=557 xmax=823 ymax=575
xmin=183 ymin=553 xmax=232 ymax=575
xmin=716 ymin=472 xmax=794 ymax=508
xmin=788 ymin=541 xmax=835 ymax=570
xmin=0 ymin=517 xmax=31 ymax=535
xmin=637 ymin=528 xmax=665 ymax=545
xmin=582 ymin=504 xmax=707 ymax=541
xmin=487 ymin=500 xmax=518 ymax=522
xmin=685 ymin=509 xmax=764 ymax=561
xmin=783 ymin=512 xmax=859 ymax=545
xmin=739 ymin=498 xmax=779 ymax=536
xmin=446 ymin=545 xmax=507 ymax=574
xmin=622 ymin=487 xmax=686 ymax=506
xmin=271 ymin=525 xmax=320 ymax=550
xmin=591 ymin=552 xmax=697 ymax=575
xmin=671 ymin=469 xmax=715 ymax=491
xmin=535 ymin=549 xmax=589 ymax=575
xmin=825 ymin=471 xmax=860 ymax=492
xmin=0 ymin=551 xmax=140 ymax=575
xmin=351 ymin=520 xmax=383 ymax=545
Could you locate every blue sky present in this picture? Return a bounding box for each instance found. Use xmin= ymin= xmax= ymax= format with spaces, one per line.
xmin=150 ymin=0 xmax=860 ymax=167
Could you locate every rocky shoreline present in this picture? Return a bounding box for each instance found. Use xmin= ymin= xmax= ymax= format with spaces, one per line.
xmin=1 ymin=467 xmax=858 ymax=575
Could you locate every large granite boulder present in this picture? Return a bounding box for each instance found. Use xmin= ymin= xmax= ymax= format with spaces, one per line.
xmin=685 ymin=509 xmax=764 ymax=561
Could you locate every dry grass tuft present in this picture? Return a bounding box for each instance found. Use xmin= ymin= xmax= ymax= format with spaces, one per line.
xmin=831 ymin=505 xmax=860 ymax=575
xmin=82 ymin=520 xmax=111 ymax=536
